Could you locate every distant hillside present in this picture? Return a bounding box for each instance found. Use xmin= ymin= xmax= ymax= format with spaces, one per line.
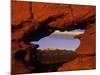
xmin=36 ymin=49 xmax=77 ymax=64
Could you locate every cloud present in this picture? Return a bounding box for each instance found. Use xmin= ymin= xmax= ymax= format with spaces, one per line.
xmin=49 ymin=29 xmax=85 ymax=39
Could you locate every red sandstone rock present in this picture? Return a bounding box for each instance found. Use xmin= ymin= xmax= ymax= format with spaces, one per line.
xmin=58 ymin=56 xmax=95 ymax=71
xmin=12 ymin=1 xmax=31 ymax=25
xmin=75 ymin=23 xmax=96 ymax=55
xmin=12 ymin=59 xmax=34 ymax=74
xmin=11 ymin=1 xmax=96 ymax=74
xmin=71 ymin=5 xmax=95 ymax=23
xmin=32 ymin=2 xmax=95 ymax=28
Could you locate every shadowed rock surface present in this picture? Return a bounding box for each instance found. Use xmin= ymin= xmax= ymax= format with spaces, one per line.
xmin=11 ymin=1 xmax=96 ymax=74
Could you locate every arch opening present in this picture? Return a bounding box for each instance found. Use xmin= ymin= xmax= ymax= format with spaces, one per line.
xmin=30 ymin=29 xmax=85 ymax=51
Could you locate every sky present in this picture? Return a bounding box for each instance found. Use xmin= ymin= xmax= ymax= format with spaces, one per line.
xmin=30 ymin=29 xmax=85 ymax=51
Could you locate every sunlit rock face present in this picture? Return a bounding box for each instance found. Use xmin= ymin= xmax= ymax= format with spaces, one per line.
xmin=76 ymin=23 xmax=96 ymax=55
xmin=30 ymin=29 xmax=85 ymax=51
xmin=58 ymin=56 xmax=95 ymax=71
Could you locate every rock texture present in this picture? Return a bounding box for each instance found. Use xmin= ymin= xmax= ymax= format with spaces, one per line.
xmin=76 ymin=23 xmax=96 ymax=54
xmin=58 ymin=56 xmax=95 ymax=71
xmin=11 ymin=1 xmax=96 ymax=74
